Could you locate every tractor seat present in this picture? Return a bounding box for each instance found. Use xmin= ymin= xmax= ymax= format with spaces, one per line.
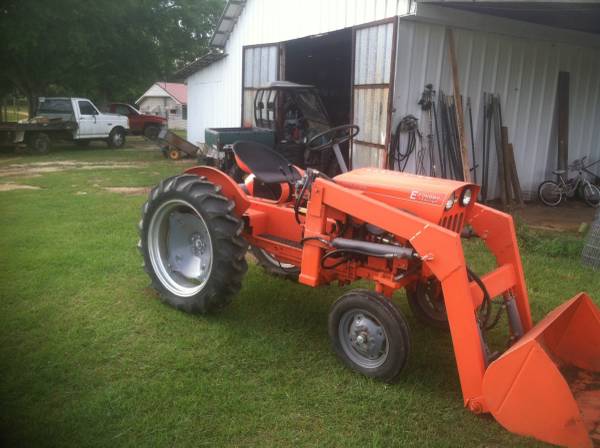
xmin=552 ymin=169 xmax=566 ymax=176
xmin=233 ymin=141 xmax=302 ymax=184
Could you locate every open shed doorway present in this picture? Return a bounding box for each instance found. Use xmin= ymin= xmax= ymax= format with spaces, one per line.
xmin=283 ymin=28 xmax=353 ymax=128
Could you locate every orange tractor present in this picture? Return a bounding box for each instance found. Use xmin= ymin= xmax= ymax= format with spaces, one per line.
xmin=139 ymin=124 xmax=600 ymax=447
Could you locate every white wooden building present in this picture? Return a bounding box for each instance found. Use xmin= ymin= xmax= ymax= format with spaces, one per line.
xmin=180 ymin=0 xmax=600 ymax=199
xmin=136 ymin=82 xmax=188 ymax=130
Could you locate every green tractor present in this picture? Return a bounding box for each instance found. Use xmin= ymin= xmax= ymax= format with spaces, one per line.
xmin=202 ymin=81 xmax=350 ymax=180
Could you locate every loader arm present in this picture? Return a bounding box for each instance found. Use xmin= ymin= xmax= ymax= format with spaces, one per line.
xmin=301 ymin=177 xmax=493 ymax=410
xmin=299 ymin=177 xmax=600 ymax=447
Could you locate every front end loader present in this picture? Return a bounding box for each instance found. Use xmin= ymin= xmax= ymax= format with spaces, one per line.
xmin=138 ymin=124 xmax=600 ymax=447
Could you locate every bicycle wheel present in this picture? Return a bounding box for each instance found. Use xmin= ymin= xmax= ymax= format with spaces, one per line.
xmin=582 ymin=182 xmax=600 ymax=208
xmin=538 ymin=180 xmax=563 ymax=206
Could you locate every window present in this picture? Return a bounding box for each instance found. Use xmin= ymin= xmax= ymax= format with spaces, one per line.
xmin=114 ymin=105 xmax=131 ymax=116
xmin=182 ymin=105 xmax=187 ymax=120
xmin=78 ymin=100 xmax=98 ymax=115
xmin=37 ymin=98 xmax=73 ymax=115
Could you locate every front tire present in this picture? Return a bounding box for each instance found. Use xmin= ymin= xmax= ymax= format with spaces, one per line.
xmin=582 ymin=183 xmax=600 ymax=208
xmin=538 ymin=180 xmax=563 ymax=206
xmin=139 ymin=174 xmax=248 ymax=313
xmin=328 ymin=289 xmax=411 ymax=383
xmin=107 ymin=127 xmax=126 ymax=148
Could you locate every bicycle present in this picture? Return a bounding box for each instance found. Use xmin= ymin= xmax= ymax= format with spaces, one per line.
xmin=538 ymin=156 xmax=600 ymax=208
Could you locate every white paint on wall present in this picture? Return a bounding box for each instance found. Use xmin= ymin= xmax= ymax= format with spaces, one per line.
xmin=186 ymin=0 xmax=411 ymax=145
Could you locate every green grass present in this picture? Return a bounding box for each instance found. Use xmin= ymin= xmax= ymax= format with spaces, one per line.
xmin=0 ymin=145 xmax=598 ymax=447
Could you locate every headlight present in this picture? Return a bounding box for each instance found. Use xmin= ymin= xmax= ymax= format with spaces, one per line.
xmin=445 ymin=193 xmax=455 ymax=210
xmin=461 ymin=188 xmax=473 ymax=206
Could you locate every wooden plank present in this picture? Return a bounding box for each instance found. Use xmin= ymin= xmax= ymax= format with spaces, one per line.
xmin=557 ymin=71 xmax=569 ymax=173
xmin=492 ymin=98 xmax=507 ymax=206
xmin=507 ymin=143 xmax=524 ymax=206
xmin=446 ymin=28 xmax=471 ymax=182
xmin=501 ymin=126 xmax=513 ymax=202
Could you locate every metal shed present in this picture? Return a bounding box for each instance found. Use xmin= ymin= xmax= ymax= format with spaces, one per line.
xmin=183 ymin=0 xmax=600 ymax=198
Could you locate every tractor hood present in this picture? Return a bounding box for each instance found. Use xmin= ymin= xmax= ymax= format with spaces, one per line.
xmin=334 ymin=168 xmax=479 ymax=229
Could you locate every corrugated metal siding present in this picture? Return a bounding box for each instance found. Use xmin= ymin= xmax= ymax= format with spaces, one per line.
xmin=352 ymin=22 xmax=396 ymax=168
xmin=393 ymin=19 xmax=600 ymax=198
xmin=354 ymin=23 xmax=394 ymax=84
xmin=186 ymin=0 xmax=411 ymax=144
xmin=242 ymin=45 xmax=279 ymax=126
xmin=354 ymin=88 xmax=389 ymax=145
xmin=243 ymin=46 xmax=278 ymax=88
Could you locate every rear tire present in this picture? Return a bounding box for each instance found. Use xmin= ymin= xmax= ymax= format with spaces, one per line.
xmin=107 ymin=127 xmax=126 ymax=148
xmin=538 ymin=180 xmax=563 ymax=206
xmin=406 ymin=279 xmax=449 ymax=330
xmin=138 ymin=174 xmax=248 ymax=313
xmin=328 ymin=289 xmax=411 ymax=383
xmin=582 ymin=183 xmax=600 ymax=208
xmin=250 ymin=246 xmax=300 ymax=279
xmin=27 ymin=132 xmax=50 ymax=155
xmin=144 ymin=125 xmax=160 ymax=140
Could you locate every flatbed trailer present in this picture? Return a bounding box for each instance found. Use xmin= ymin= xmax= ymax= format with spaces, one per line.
xmin=0 ymin=120 xmax=79 ymax=154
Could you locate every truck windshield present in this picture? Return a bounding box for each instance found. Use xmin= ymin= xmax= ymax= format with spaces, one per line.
xmin=37 ymin=99 xmax=73 ymax=115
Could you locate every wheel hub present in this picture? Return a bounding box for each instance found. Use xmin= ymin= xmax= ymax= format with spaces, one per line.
xmin=340 ymin=310 xmax=388 ymax=367
xmin=191 ymin=232 xmax=206 ymax=256
xmin=147 ymin=201 xmax=213 ymax=297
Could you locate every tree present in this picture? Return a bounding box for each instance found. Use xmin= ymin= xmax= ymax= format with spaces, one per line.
xmin=0 ymin=0 xmax=224 ymax=115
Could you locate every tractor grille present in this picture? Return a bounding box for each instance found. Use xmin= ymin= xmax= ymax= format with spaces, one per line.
xmin=439 ymin=211 xmax=464 ymax=233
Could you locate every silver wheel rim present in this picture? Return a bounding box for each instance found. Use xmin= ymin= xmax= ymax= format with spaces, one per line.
xmin=339 ymin=309 xmax=389 ymax=369
xmin=113 ymin=132 xmax=123 ymax=146
xmin=258 ymin=248 xmax=296 ymax=271
xmin=147 ymin=199 xmax=213 ymax=297
xmin=540 ymin=182 xmax=562 ymax=205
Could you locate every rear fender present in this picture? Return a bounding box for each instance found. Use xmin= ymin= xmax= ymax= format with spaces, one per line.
xmin=185 ymin=166 xmax=250 ymax=216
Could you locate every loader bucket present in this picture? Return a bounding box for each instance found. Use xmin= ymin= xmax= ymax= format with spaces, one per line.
xmin=482 ymin=293 xmax=600 ymax=448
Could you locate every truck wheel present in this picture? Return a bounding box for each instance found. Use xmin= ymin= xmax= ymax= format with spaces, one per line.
xmin=406 ymin=279 xmax=449 ymax=330
xmin=250 ymin=246 xmax=300 ymax=279
xmin=144 ymin=125 xmax=160 ymax=140
xmin=329 ymin=289 xmax=411 ymax=383
xmin=138 ymin=174 xmax=248 ymax=314
xmin=107 ymin=127 xmax=126 ymax=148
xmin=27 ymin=132 xmax=50 ymax=155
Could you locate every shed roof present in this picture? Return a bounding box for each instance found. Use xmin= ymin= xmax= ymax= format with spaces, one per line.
xmin=174 ymin=52 xmax=228 ymax=80
xmin=418 ymin=1 xmax=600 ymax=35
xmin=136 ymin=82 xmax=187 ymax=105
xmin=210 ymin=0 xmax=247 ymax=48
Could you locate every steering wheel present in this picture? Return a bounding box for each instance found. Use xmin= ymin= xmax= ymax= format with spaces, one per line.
xmin=307 ymin=124 xmax=360 ymax=152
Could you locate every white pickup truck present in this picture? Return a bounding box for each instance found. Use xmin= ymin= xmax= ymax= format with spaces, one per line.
xmin=0 ymin=97 xmax=130 ymax=154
